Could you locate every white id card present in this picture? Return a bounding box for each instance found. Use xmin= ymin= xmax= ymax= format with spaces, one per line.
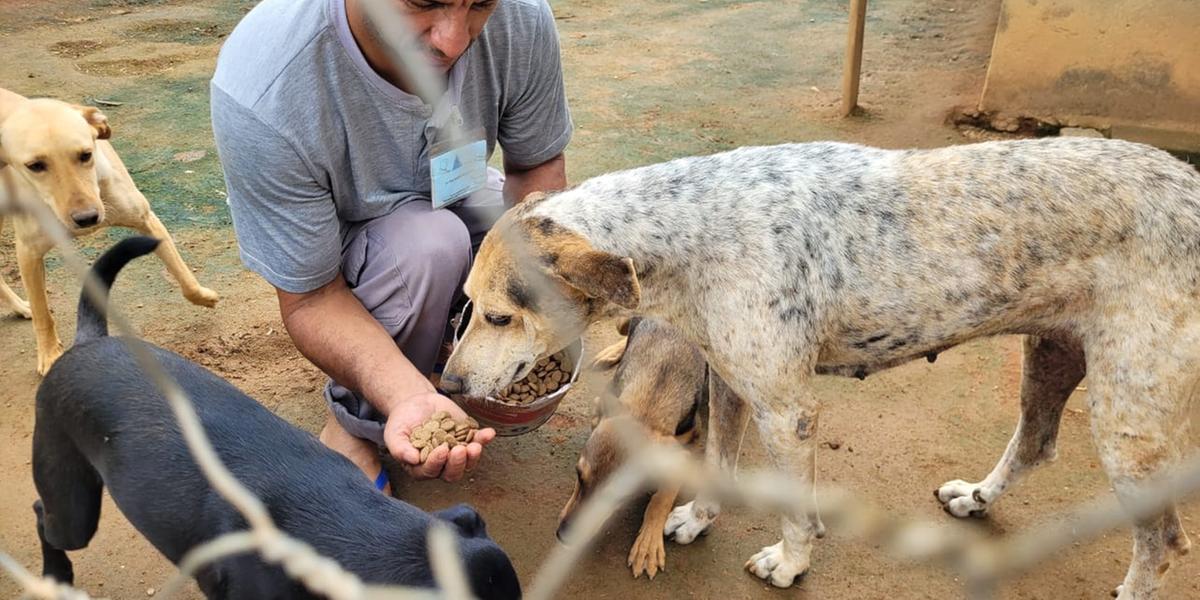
xmin=430 ymin=133 xmax=487 ymax=209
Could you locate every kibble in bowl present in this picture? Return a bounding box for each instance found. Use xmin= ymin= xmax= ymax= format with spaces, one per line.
xmin=451 ymin=339 xmax=582 ymax=436
xmin=448 ymin=302 xmax=582 ymax=436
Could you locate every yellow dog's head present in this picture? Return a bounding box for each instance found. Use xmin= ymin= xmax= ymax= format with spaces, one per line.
xmin=0 ymin=98 xmax=111 ymax=230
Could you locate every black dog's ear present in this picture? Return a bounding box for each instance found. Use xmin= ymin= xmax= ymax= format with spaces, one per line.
xmin=434 ymin=503 xmax=488 ymax=538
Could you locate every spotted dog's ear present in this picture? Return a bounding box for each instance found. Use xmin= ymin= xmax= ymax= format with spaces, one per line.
xmin=74 ymin=106 xmax=111 ymax=140
xmin=522 ymin=217 xmax=641 ymax=310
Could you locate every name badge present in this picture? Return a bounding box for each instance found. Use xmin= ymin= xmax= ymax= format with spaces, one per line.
xmin=430 ymin=133 xmax=487 ymax=209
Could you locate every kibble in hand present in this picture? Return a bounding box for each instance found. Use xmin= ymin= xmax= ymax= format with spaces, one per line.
xmin=411 ymin=414 xmax=481 ymax=464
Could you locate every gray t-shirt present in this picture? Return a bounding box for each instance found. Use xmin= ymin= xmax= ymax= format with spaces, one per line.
xmin=210 ymin=0 xmax=572 ymax=293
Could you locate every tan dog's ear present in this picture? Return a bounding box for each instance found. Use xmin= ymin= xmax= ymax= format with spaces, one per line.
xmin=615 ymin=317 xmax=632 ymax=336
xmin=521 ymin=191 xmax=547 ymax=204
xmin=616 ymin=316 xmax=643 ymax=337
xmin=76 ymin=106 xmax=112 ymax=140
xmin=589 ymin=337 xmax=628 ymax=371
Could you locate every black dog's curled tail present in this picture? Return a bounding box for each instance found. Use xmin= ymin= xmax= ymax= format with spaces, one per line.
xmin=75 ymin=236 xmax=161 ymax=344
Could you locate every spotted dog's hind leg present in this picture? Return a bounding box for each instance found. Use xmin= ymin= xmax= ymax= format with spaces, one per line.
xmin=1083 ymin=320 xmax=1196 ymax=600
xmin=937 ymin=335 xmax=1085 ymax=516
xmin=665 ymin=372 xmax=749 ymax=544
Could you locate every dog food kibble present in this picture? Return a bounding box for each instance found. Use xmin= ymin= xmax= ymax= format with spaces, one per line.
xmin=495 ymin=354 xmax=571 ymax=405
xmin=410 ymin=411 xmax=481 ymax=463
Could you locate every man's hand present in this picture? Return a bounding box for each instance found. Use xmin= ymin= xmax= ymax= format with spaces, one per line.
xmin=384 ymin=391 xmax=496 ymax=482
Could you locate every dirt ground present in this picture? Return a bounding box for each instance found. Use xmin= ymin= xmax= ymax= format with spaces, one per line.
xmin=1 ymin=0 xmax=1198 ymax=598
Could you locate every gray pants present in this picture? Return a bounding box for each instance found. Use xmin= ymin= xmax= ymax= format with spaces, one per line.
xmin=325 ymin=171 xmax=505 ymax=445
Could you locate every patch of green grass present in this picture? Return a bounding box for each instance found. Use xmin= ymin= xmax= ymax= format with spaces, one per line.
xmin=122 ymin=19 xmax=234 ymax=46
xmin=98 ymin=75 xmax=230 ymax=230
xmin=91 ymin=0 xmax=171 ymax=7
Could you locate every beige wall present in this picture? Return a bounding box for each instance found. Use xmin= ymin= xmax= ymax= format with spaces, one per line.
xmin=981 ymin=0 xmax=1200 ymax=151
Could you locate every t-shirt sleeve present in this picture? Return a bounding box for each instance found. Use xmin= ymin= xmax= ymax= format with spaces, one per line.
xmin=210 ymin=84 xmax=341 ymax=294
xmin=497 ymin=0 xmax=573 ymax=168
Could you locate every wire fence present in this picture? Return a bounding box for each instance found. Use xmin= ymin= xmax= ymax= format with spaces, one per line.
xmin=2 ymin=2 xmax=1198 ymax=599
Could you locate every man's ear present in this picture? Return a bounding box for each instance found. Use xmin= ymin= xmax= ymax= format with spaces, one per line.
xmin=75 ymin=106 xmax=111 ymax=140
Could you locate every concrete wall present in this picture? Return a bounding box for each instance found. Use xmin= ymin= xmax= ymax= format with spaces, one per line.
xmin=981 ymin=0 xmax=1200 ymax=152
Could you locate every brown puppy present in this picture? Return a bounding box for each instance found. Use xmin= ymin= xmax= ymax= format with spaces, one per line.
xmin=557 ymin=316 xmax=708 ymax=579
xmin=0 ymin=87 xmax=217 ymax=374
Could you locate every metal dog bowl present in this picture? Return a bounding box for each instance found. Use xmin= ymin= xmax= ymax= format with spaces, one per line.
xmin=447 ymin=301 xmax=583 ymax=436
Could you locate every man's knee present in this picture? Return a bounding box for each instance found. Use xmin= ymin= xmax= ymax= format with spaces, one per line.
xmin=400 ymin=207 xmax=473 ymax=283
xmin=342 ymin=203 xmax=472 ymax=327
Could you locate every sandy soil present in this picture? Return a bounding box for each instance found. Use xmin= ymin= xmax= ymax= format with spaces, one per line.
xmin=1 ymin=0 xmax=1197 ymax=598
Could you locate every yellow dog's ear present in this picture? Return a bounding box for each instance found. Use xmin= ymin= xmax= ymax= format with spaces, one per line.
xmin=75 ymin=106 xmax=111 ymax=140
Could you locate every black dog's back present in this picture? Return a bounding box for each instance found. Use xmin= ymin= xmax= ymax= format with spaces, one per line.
xmin=32 ymin=237 xmax=521 ymax=599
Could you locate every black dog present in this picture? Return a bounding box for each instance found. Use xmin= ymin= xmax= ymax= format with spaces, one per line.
xmin=32 ymin=236 xmax=521 ymax=599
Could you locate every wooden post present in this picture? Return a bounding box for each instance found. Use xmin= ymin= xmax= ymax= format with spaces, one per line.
xmin=840 ymin=0 xmax=868 ymax=117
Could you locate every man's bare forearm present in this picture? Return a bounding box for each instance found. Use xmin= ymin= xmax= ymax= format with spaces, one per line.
xmin=504 ymin=152 xmax=567 ymax=205
xmin=277 ymin=275 xmax=433 ymax=416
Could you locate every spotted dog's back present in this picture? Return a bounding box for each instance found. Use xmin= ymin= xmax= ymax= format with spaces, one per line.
xmin=455 ymin=136 xmax=1200 ymax=593
xmin=534 ymin=137 xmax=1200 ymax=378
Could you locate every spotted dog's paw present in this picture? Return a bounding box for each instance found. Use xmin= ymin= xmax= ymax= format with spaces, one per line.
xmin=934 ymin=479 xmax=993 ymax=518
xmin=663 ymin=502 xmax=712 ymax=545
xmin=745 ymin=541 xmax=810 ymax=588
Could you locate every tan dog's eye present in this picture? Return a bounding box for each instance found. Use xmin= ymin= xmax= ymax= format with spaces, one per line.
xmin=79 ymin=151 xmax=93 ymax=163
xmin=484 ymin=314 xmax=512 ymax=327
xmin=26 ymin=161 xmax=47 ymax=173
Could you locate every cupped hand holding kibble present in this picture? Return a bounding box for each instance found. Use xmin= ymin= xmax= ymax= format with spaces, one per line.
xmin=383 ymin=392 xmax=495 ymax=482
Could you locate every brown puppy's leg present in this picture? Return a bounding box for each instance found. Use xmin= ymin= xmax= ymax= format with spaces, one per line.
xmin=629 ymin=484 xmax=680 ymax=579
xmin=119 ymin=209 xmax=218 ymax=308
xmin=17 ymin=242 xmax=62 ymax=374
xmin=937 ymin=335 xmax=1085 ymax=516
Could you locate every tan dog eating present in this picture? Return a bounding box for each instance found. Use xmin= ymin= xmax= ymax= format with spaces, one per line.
xmin=0 ymin=87 xmax=218 ymax=374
